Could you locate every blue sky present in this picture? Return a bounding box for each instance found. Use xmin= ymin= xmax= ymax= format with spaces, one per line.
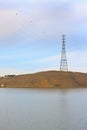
xmin=0 ymin=0 xmax=87 ymax=75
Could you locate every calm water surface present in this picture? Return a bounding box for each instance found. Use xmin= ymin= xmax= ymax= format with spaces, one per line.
xmin=0 ymin=88 xmax=87 ymax=130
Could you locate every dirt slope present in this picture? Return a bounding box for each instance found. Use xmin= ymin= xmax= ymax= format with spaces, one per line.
xmin=0 ymin=71 xmax=87 ymax=88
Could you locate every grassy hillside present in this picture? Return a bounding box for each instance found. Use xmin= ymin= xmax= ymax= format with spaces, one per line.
xmin=0 ymin=71 xmax=87 ymax=88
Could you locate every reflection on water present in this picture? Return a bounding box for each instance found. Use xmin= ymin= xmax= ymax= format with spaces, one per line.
xmin=0 ymin=88 xmax=87 ymax=130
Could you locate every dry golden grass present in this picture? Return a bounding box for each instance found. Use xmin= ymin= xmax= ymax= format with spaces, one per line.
xmin=0 ymin=71 xmax=87 ymax=88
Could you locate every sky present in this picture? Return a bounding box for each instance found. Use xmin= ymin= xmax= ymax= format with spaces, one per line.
xmin=0 ymin=0 xmax=87 ymax=75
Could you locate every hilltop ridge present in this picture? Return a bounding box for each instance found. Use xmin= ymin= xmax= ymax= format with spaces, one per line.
xmin=0 ymin=71 xmax=87 ymax=88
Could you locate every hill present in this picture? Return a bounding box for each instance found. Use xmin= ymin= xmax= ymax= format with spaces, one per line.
xmin=0 ymin=71 xmax=87 ymax=88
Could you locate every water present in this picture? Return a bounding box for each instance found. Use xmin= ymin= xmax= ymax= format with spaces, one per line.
xmin=0 ymin=88 xmax=87 ymax=130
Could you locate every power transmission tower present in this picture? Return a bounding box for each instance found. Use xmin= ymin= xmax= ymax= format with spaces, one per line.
xmin=60 ymin=35 xmax=68 ymax=71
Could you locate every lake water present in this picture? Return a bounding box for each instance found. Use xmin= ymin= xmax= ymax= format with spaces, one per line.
xmin=0 ymin=88 xmax=87 ymax=130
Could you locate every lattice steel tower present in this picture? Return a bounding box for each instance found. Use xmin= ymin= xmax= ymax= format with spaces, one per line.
xmin=60 ymin=35 xmax=68 ymax=71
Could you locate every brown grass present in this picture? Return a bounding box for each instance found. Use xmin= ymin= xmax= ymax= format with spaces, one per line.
xmin=0 ymin=71 xmax=87 ymax=88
